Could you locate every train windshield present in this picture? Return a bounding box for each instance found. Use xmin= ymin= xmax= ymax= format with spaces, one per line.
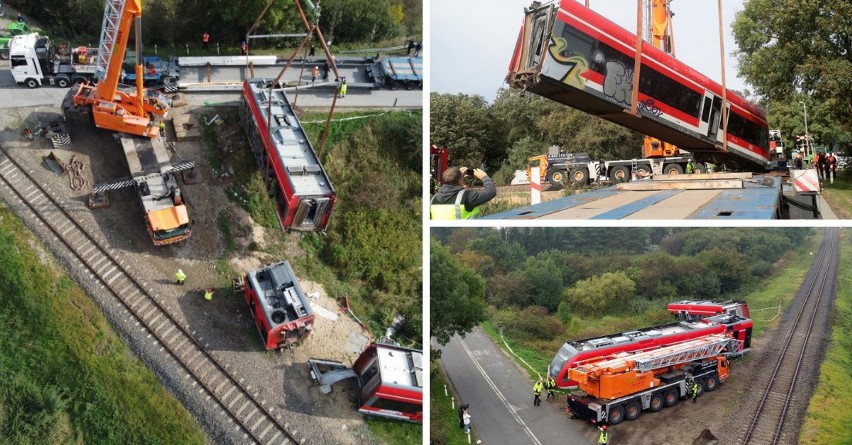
xmin=550 ymin=343 xmax=578 ymax=377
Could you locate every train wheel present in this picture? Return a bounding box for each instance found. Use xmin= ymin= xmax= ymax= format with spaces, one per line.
xmin=570 ymin=167 xmax=589 ymax=186
xmin=663 ymin=388 xmax=679 ymax=407
xmin=704 ymin=374 xmax=718 ymax=392
xmin=649 ymin=392 xmax=664 ymax=412
xmin=625 ymin=400 xmax=642 ymax=421
xmin=664 ymin=164 xmax=684 ymax=175
xmin=608 ymin=405 xmax=625 ymax=425
xmin=546 ymin=169 xmax=566 ymax=190
xmin=609 ymin=165 xmax=630 ymax=183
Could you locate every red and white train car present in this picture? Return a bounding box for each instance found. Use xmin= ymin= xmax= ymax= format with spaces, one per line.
xmin=667 ymin=299 xmax=751 ymax=320
xmin=240 ymin=79 xmax=335 ymax=232
xmin=240 ymin=260 xmax=315 ymax=350
xmin=507 ymin=1 xmax=770 ymax=170
xmin=352 ymin=343 xmax=423 ymax=423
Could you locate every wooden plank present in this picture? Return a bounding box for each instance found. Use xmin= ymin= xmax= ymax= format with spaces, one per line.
xmin=616 ymin=180 xmax=743 ymax=191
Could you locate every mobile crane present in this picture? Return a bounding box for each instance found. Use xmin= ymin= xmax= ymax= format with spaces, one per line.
xmin=61 ymin=0 xmax=193 ymax=246
xmin=567 ymin=333 xmax=736 ymax=425
xmin=65 ymin=0 xmax=168 ymax=137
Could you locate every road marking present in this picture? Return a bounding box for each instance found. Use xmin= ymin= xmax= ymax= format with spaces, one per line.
xmin=459 ymin=338 xmax=544 ymax=445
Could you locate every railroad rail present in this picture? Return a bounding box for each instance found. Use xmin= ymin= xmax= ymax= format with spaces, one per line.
xmin=741 ymin=228 xmax=837 ymax=445
xmin=0 ymin=148 xmax=304 ymax=445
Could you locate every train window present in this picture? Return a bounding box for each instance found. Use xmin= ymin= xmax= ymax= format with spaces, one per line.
xmin=701 ymin=98 xmax=712 ymax=122
xmin=367 ymin=397 xmax=419 ymax=414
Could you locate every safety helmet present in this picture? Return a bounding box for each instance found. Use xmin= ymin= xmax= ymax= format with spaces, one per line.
xmin=602 ymin=425 xmax=607 ymax=430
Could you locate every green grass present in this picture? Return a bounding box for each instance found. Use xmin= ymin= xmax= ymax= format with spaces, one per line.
xmin=216 ymin=210 xmax=236 ymax=253
xmin=364 ymin=417 xmax=422 ymax=445
xmin=800 ymin=230 xmax=852 ymax=445
xmin=480 ymin=230 xmax=824 ymax=382
xmin=820 ymin=170 xmax=852 ymax=219
xmin=0 ymin=208 xmax=206 ymax=444
xmin=200 ymin=113 xmax=222 ymax=175
xmin=431 ymin=360 xmax=478 ymax=445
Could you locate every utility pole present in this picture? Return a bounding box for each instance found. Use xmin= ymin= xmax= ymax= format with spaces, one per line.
xmin=799 ymin=100 xmax=810 ymax=155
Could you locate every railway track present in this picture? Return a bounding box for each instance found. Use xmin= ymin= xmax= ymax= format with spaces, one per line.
xmin=740 ymin=228 xmax=837 ymax=445
xmin=0 ymin=149 xmax=304 ymax=445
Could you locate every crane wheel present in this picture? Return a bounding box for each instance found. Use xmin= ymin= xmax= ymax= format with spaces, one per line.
xmin=608 ymin=405 xmax=625 ymax=425
xmin=569 ymin=167 xmax=589 ymax=186
xmin=625 ymin=400 xmax=642 ymax=421
xmin=649 ymin=392 xmax=664 ymax=412
xmin=636 ymin=164 xmax=653 ymax=178
xmin=609 ymin=166 xmax=630 ymax=183
xmin=663 ymin=388 xmax=679 ymax=407
xmin=664 ymin=164 xmax=684 ymax=175
xmin=546 ymin=170 xmax=566 ymax=190
xmin=704 ymin=374 xmax=718 ymax=392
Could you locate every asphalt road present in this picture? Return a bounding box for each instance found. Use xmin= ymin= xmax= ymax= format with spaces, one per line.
xmin=438 ymin=328 xmax=592 ymax=445
xmin=0 ymin=59 xmax=422 ymax=110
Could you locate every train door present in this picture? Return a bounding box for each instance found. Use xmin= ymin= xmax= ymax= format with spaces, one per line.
xmin=292 ymin=197 xmax=331 ymax=230
xmin=524 ymin=4 xmax=555 ymax=70
xmin=698 ymin=91 xmax=722 ymax=140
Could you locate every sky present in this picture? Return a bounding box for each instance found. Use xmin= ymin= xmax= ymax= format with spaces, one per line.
xmin=430 ymin=0 xmax=748 ymax=102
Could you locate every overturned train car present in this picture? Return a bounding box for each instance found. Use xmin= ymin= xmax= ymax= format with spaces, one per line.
xmin=240 ymin=79 xmax=335 ymax=232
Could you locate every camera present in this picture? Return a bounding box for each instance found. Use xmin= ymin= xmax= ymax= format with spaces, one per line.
xmin=464 ymin=168 xmax=475 ymax=176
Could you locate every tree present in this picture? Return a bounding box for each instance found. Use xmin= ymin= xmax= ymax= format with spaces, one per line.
xmin=522 ymin=255 xmax=564 ymax=312
xmin=733 ymin=0 xmax=852 ymax=145
xmin=429 ymin=93 xmax=504 ymax=169
xmin=563 ymin=271 xmax=636 ymax=315
xmin=430 ymin=239 xmax=487 ymax=345
xmin=467 ymin=231 xmax=526 ymax=276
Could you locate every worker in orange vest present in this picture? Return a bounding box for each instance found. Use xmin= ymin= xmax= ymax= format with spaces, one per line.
xmin=311 ymin=66 xmax=318 ymax=84
xmin=202 ymin=32 xmax=210 ymax=50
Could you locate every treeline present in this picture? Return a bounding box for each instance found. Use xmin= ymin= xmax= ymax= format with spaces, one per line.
xmin=430 ymin=89 xmax=644 ymax=185
xmin=10 ymin=0 xmax=421 ymax=48
xmin=433 ymin=228 xmax=810 ymax=343
xmin=302 ymin=111 xmax=422 ymax=345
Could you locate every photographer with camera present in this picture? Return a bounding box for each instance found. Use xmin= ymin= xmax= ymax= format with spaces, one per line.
xmin=430 ymin=166 xmax=496 ymax=220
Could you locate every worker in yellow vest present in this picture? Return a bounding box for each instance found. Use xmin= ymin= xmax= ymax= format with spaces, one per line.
xmin=204 ymin=288 xmax=213 ymax=301
xmin=533 ymin=378 xmax=544 ymax=406
xmin=175 ymin=269 xmax=186 ymax=285
xmin=545 ymin=375 xmax=556 ymax=400
xmin=598 ymin=425 xmax=608 ymax=444
xmin=430 ymin=167 xmax=496 ymax=220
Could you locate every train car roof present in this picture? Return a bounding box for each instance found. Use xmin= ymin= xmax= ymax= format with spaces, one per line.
xmin=375 ymin=343 xmax=423 ymax=392
xmin=246 ymin=260 xmax=314 ymax=329
xmin=244 ymin=80 xmax=334 ymax=197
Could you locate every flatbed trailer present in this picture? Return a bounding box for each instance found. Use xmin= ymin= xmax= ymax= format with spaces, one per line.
xmin=367 ymin=56 xmax=422 ymax=90
xmin=113 ymin=134 xmax=193 ymax=245
xmin=485 ymin=172 xmax=824 ymax=220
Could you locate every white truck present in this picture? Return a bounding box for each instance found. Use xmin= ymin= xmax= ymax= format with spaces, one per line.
xmin=9 ymin=33 xmax=98 ymax=88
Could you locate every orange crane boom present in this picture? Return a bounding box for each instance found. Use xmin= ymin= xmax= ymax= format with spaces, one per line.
xmin=70 ymin=0 xmax=168 ymax=137
xmin=569 ymin=333 xmax=733 ymax=400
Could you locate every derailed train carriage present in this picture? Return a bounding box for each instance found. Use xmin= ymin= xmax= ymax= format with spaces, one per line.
xmin=240 ymin=79 xmax=335 ymax=232
xmin=507 ymin=0 xmax=770 ymax=170
xmin=236 ymin=260 xmax=315 ymax=350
